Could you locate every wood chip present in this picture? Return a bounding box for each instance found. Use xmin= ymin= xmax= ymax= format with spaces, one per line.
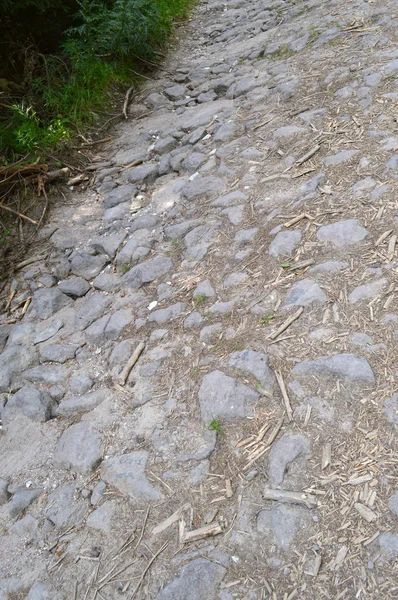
xmin=295 ymin=144 xmax=321 ymax=166
xmin=263 ymin=488 xmax=318 ymax=508
xmin=387 ymin=234 xmax=397 ymax=261
xmin=342 ymin=474 xmax=373 ymax=486
xmin=322 ymin=443 xmax=331 ymax=470
xmin=225 ymin=479 xmax=233 ymax=498
xmin=354 ymin=502 xmax=377 ymax=523
xmin=375 ymin=229 xmax=393 ymax=246
xmin=329 ymin=545 xmax=348 ymax=571
xmin=182 ymin=523 xmax=223 ymax=543
xmin=269 ymin=307 xmax=303 ymax=340
xmin=275 ymin=371 xmax=293 ymax=421
xmin=152 ymin=504 xmax=190 ymax=536
xmin=284 ymin=213 xmax=314 ymax=228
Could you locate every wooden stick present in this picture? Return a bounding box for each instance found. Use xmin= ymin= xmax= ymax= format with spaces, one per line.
xmin=284 ymin=213 xmax=314 ymax=228
xmin=375 ymin=230 xmax=392 ymax=246
xmin=182 ymin=523 xmax=223 ymax=543
xmin=275 ymin=371 xmax=293 ymax=421
xmin=129 ymin=541 xmax=169 ymax=599
xmin=263 ymin=488 xmax=318 ymax=508
xmin=289 ymin=259 xmax=315 ymax=270
xmin=152 ymin=504 xmax=190 ymax=536
xmin=123 ymin=87 xmax=134 ymax=119
xmin=269 ymin=307 xmax=303 ymax=340
xmin=387 ymin=234 xmax=397 ymax=262
xmin=117 ymin=342 xmax=145 ymax=386
xmin=265 ymin=417 xmax=284 ymax=447
xmin=354 ymin=502 xmax=376 ymax=523
xmin=295 ymin=144 xmax=320 ymax=166
xmin=0 ymin=203 xmax=37 ymax=225
xmin=322 ymin=443 xmax=331 ymax=470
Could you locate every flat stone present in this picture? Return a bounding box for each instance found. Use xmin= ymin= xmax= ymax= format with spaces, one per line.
xmin=122 ymin=256 xmax=173 ymax=289
xmin=184 ymin=311 xmax=204 ymax=328
xmin=179 ymin=99 xmax=233 ymax=131
xmin=235 ymin=227 xmax=258 ymax=246
xmin=182 ymin=176 xmax=225 ymax=200
xmin=379 ymin=533 xmax=398 ymax=558
xmin=100 ymin=451 xmax=163 ymax=501
xmin=164 ymin=84 xmax=187 ymax=100
xmin=103 ymin=185 xmax=136 ymax=209
xmin=228 ymin=349 xmax=275 ymax=392
xmin=9 ymin=487 xmax=42 ymax=519
xmin=85 ymin=309 xmax=132 ymax=345
xmin=54 ymin=422 xmax=103 ymax=473
xmin=148 ymin=302 xmax=187 ymax=324
xmin=269 ymin=231 xmax=302 ymax=258
xmin=23 ymin=365 xmax=69 ymax=386
xmin=348 ymin=279 xmax=387 ymax=304
xmin=214 ymin=122 xmax=237 ymax=142
xmin=388 ymin=491 xmax=398 ymax=517
xmin=384 ymin=394 xmax=398 ymax=424
xmin=198 ymin=370 xmax=259 ymax=423
xmin=86 ymin=500 xmax=117 ymax=535
xmin=70 ymin=253 xmax=109 ymax=280
xmin=75 ymin=293 xmax=112 ymax=331
xmin=283 ymin=278 xmax=326 ymax=307
xmin=323 ymin=150 xmax=359 ymax=166
xmin=2 ymin=384 xmax=54 ymax=424
xmin=310 ymin=261 xmax=348 ymax=274
xmin=45 ymin=484 xmax=87 ymax=528
xmin=6 ymin=323 xmax=36 ymax=346
xmin=156 ymin=558 xmax=226 ymax=600
xmin=177 ymin=429 xmax=217 ymax=462
xmin=39 ymin=343 xmax=78 ymax=363
xmin=32 ymin=319 xmax=63 ymax=345
xmin=200 ymin=323 xmax=223 ymax=343
xmin=194 ymin=280 xmax=215 ymax=299
xmin=189 ymin=460 xmax=210 ymax=485
xmin=153 ymin=136 xmax=178 ymax=155
xmin=90 ymin=232 xmax=127 ymax=259
xmin=57 ymin=389 xmax=109 ymax=416
xmin=31 ymin=288 xmax=72 ymax=319
xmin=273 ymin=125 xmax=307 ymax=139
xmin=268 ymin=433 xmax=310 ymax=486
xmin=292 ymin=354 xmax=375 ymax=385
xmin=0 ymin=345 xmax=38 ymax=392
xmin=317 ymin=219 xmax=368 ymax=247
xmin=122 ymin=163 xmax=159 ymax=185
xmin=9 ymin=514 xmax=40 ymax=544
xmin=104 ymin=201 xmax=130 ymax=223
xmin=212 ymin=191 xmax=247 ymax=208
xmin=224 ymin=272 xmax=248 ymax=287
xmin=165 ymin=219 xmax=202 ymax=240
xmin=92 ymin=272 xmax=122 ymax=292
xmin=257 ymin=505 xmax=310 ymax=552
xmin=221 ymin=205 xmax=244 ymax=224
xmin=58 ymin=277 xmax=91 ymax=298
xmin=0 ymin=478 xmax=10 ymax=505
xmin=208 ymin=299 xmax=238 ymax=314
xmin=91 ymin=481 xmax=106 ymax=506
xmin=69 ymin=373 xmax=93 ymax=394
xmin=0 ymin=324 xmax=11 ymax=352
xmin=109 ymin=339 xmax=134 ymax=370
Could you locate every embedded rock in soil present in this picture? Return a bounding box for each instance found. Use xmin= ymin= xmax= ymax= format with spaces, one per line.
xmin=348 ymin=278 xmax=387 ymax=304
xmin=323 ymin=150 xmax=359 ymax=166
xmin=23 ymin=365 xmax=69 ymax=386
xmin=30 ymin=288 xmax=72 ymax=320
xmin=194 ymin=279 xmax=215 ymax=298
xmin=234 ymin=227 xmax=258 ymax=246
xmin=267 ymin=433 xmax=310 ymax=486
xmin=100 ymin=451 xmax=163 ymax=501
xmin=90 ymin=232 xmax=127 ymax=259
xmin=181 ymin=176 xmax=225 ymax=200
xmin=228 ymin=349 xmax=275 ymax=392
xmin=198 ymin=370 xmax=259 ymax=423
xmin=257 ymin=504 xmax=311 ymax=552
xmin=0 ymin=479 xmax=10 ymax=505
xmin=69 ymin=373 xmax=93 ymax=395
xmin=54 ymin=422 xmax=103 ymax=473
xmin=2 ymin=385 xmax=54 ymax=425
xmin=316 ymin=219 xmax=368 ymax=247
xmin=283 ymin=278 xmax=326 ymax=307
xmin=103 ymin=184 xmax=136 ymax=209
xmin=384 ymin=394 xmax=398 ymax=424
xmin=39 ymin=344 xmax=79 ymax=364
xmin=156 ymin=558 xmax=226 ymax=600
xmin=122 ymin=163 xmax=159 ymax=185
xmin=122 ymin=256 xmax=173 ymax=289
xmin=57 ymin=389 xmax=110 ymax=417
xmin=292 ymin=354 xmax=375 ymax=385
xmin=388 ymin=491 xmax=398 ymax=517
xmin=45 ymin=484 xmax=87 ymax=528
xmin=75 ymin=293 xmax=112 ymax=331
xmin=379 ymin=533 xmax=398 ymax=558
xmin=310 ymin=261 xmax=348 ymax=274
xmin=0 ymin=345 xmax=38 ymax=392
xmin=85 ymin=309 xmax=133 ymax=346
xmin=86 ymin=500 xmax=117 ymax=535
xmin=70 ymin=253 xmax=109 ymax=280
xmin=24 ymin=582 xmax=60 ymax=600
xmin=269 ymin=230 xmax=302 ymax=258
xmin=211 ymin=190 xmax=247 ymax=208
xmin=148 ymin=302 xmax=187 ymax=324
xmin=58 ymin=277 xmax=91 ymax=298
xmin=9 ymin=487 xmax=43 ymax=519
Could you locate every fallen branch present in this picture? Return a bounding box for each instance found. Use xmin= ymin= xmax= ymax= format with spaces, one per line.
xmin=130 ymin=541 xmax=169 ymax=599
xmin=117 ymin=342 xmax=145 ymax=386
xmin=182 ymin=523 xmax=223 ymax=543
xmin=275 ymin=371 xmax=293 ymax=421
xmin=269 ymin=307 xmax=303 ymax=340
xmin=263 ymin=488 xmax=318 ymax=508
xmin=123 ymin=87 xmax=134 ymax=119
xmin=0 ymin=203 xmax=38 ymax=225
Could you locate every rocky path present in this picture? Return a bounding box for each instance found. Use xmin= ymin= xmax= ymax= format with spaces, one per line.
xmin=2 ymin=0 xmax=398 ymax=597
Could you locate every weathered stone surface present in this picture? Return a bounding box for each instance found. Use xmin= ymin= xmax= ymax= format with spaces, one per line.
xmin=54 ymin=422 xmax=103 ymax=473
xmin=45 ymin=485 xmax=87 ymax=528
xmin=23 ymin=365 xmax=69 ymax=386
xmin=234 ymin=227 xmax=258 ymax=246
xmin=257 ymin=505 xmax=310 ymax=552
xmin=384 ymin=394 xmax=398 ymax=424
xmin=224 ymin=272 xmax=248 ymax=288
xmin=348 ymin=279 xmax=387 ymax=304
xmin=86 ymin=500 xmax=117 ymax=535
xmin=208 ymin=299 xmax=238 ymax=314
xmin=292 ymin=354 xmax=375 ymax=385
xmin=0 ymin=478 xmax=10 ymax=505
xmin=182 ymin=176 xmax=225 ymax=200
xmin=388 ymin=491 xmax=398 ymax=518
xmin=0 ymin=345 xmax=38 ymax=392
xmin=57 ymin=389 xmax=109 ymax=416
xmin=317 ymin=219 xmax=368 ymax=247
xmin=164 ymin=84 xmax=187 ymax=100
xmin=310 ymin=261 xmax=348 ymax=274
xmin=90 ymin=232 xmax=127 ymax=258
xmin=269 ymin=230 xmax=302 ymax=257
xmin=91 ymin=481 xmax=106 ymax=505
xmin=100 ymin=451 xmax=163 ymax=501
xmin=69 ymin=373 xmax=93 ymax=395
xmin=70 ymin=253 xmax=109 ymax=280
xmin=323 ymin=150 xmax=359 ymax=166
xmin=122 ymin=163 xmax=159 ymax=185
xmin=9 ymin=487 xmax=43 ymax=519
xmin=148 ymin=302 xmax=187 ymax=324
xmin=6 ymin=323 xmax=36 ymax=346
xmin=24 ymin=582 xmax=59 ymax=600
xmin=39 ymin=344 xmax=78 ymax=364
xmin=58 ymin=277 xmax=91 ymax=298
xmin=198 ymin=370 xmax=259 ymax=423
xmin=92 ymin=272 xmax=122 ymax=292
xmin=9 ymin=514 xmax=40 ymax=544
xmin=211 ymin=191 xmax=247 ymax=208
xmin=2 ymin=385 xmax=54 ymax=424
xmin=156 ymin=558 xmax=226 ymax=600
xmin=379 ymin=533 xmax=398 ymax=558
xmin=228 ymin=349 xmax=275 ymax=392
xmin=85 ymin=309 xmax=132 ymax=345
xmin=75 ymin=293 xmax=112 ymax=330
xmin=194 ymin=279 xmax=215 ymax=299
xmin=164 ymin=219 xmax=202 ymax=240
xmin=268 ymin=433 xmax=310 ymax=486
xmin=103 ymin=184 xmax=136 ymax=209
xmin=31 ymin=288 xmax=72 ymax=319
xmin=284 ymin=279 xmax=326 ymax=307
xmin=122 ymin=256 xmax=173 ymax=289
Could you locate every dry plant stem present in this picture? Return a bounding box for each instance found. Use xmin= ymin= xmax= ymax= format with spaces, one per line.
xmin=0 ymin=203 xmax=38 ymax=225
xmin=117 ymin=342 xmax=146 ymax=386
xmin=182 ymin=523 xmax=223 ymax=543
xmin=129 ymin=541 xmax=169 ymax=600
xmin=269 ymin=307 xmax=303 ymax=340
xmin=263 ymin=488 xmax=318 ymax=508
xmin=123 ymin=87 xmax=135 ymax=119
xmin=275 ymin=371 xmax=293 ymax=421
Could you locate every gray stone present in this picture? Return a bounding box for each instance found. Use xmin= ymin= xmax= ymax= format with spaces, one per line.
xmin=352 ymin=177 xmax=376 ymax=197
xmin=148 ymin=302 xmax=187 ymax=324
xmin=348 ymin=279 xmax=387 ymax=304
xmin=85 ymin=309 xmax=132 ymax=345
xmin=228 ymin=350 xmax=275 ymax=392
xmin=180 ymin=152 xmax=207 ymax=173
xmin=0 ymin=324 xmax=11 ymax=352
xmin=71 ymin=253 xmax=109 ymax=280
xmin=214 ymin=122 xmax=237 ymax=142
xmin=153 ymin=136 xmax=178 ymax=155
xmin=269 ymin=231 xmax=301 ymax=258
xmin=156 ymin=558 xmax=226 ymax=600
xmin=92 ymin=272 xmax=122 ymax=292
xmin=6 ymin=323 xmax=36 ymax=346
xmin=103 ymin=184 xmax=136 ymax=209
xmin=268 ymin=433 xmax=310 ymax=486
xmin=194 ymin=280 xmax=215 ymax=299
xmin=184 ymin=311 xmax=204 ymax=328
xmin=208 ymin=299 xmax=238 ymax=314
xmin=86 ymin=500 xmax=117 ymax=535
xmin=272 ymin=125 xmax=307 ymax=139
xmin=179 ymin=99 xmax=233 ymax=131
xmin=9 ymin=514 xmax=40 ymax=543
xmin=388 ymin=491 xmax=398 ymax=517
xmin=104 ymin=201 xmax=130 ymax=223
xmin=2 ymin=385 xmax=54 ymax=424
xmin=23 ymin=364 xmax=68 ymax=386
xmin=69 ymin=373 xmax=93 ymax=395
xmin=39 ymin=344 xmax=78 ymax=364
xmin=292 ymin=354 xmax=375 ymax=385
xmin=211 ymin=191 xmax=247 ymax=208
xmin=284 ymin=279 xmax=326 ymax=307
xmin=31 ymin=288 xmax=72 ymax=319
xmin=58 ymin=277 xmax=91 ymax=298
xmin=57 ymin=389 xmax=109 ymax=416
xmin=221 ymin=205 xmax=244 ymax=224
xmin=122 ymin=256 xmax=173 ymax=289
xmin=178 ymin=429 xmax=217 ymax=461
xmin=75 ymin=293 xmax=112 ymax=331
xmin=379 ymin=533 xmax=398 ymax=558
xmin=100 ymin=451 xmax=162 ymax=501
xmin=310 ymin=261 xmax=348 ymax=274
xmin=54 ymin=422 xmax=103 ymax=473
xmin=122 ymin=164 xmax=159 ymax=185
xmin=90 ymin=232 xmax=127 ymax=259
xmin=234 ymin=228 xmax=258 ymax=246
xmin=182 ymin=176 xmax=225 ymax=200
xmin=109 ymin=339 xmax=134 ymax=370
xmin=24 ymin=582 xmax=59 ymax=600
xmin=224 ymin=272 xmax=248 ymax=288
xmin=257 ymin=505 xmax=309 ymax=552
xmin=350 ymin=332 xmax=373 ymax=346
xmin=198 ymin=370 xmax=259 ymax=423
xmin=45 ymin=485 xmax=87 ymax=528
xmin=189 ymin=460 xmax=210 ymax=485
xmin=200 ymin=323 xmax=223 ymax=343
xmin=0 ymin=345 xmax=38 ymax=392
xmin=164 ymin=84 xmax=187 ymax=100
xmin=384 ymin=394 xmax=398 ymax=424
xmin=317 ymin=219 xmax=368 ymax=247
xmin=0 ymin=478 xmax=10 ymax=505
xmin=323 ymin=150 xmax=360 ymax=166
xmin=165 ymin=219 xmax=202 ymax=240
xmin=91 ymin=481 xmax=106 ymax=505
xmin=33 ymin=319 xmax=63 ymax=345
xmin=9 ymin=487 xmax=42 ymax=518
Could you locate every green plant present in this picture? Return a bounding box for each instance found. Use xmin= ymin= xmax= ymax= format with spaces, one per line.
xmin=209 ymin=418 xmax=223 ymax=435
xmin=260 ymin=314 xmax=274 ymax=325
xmin=119 ymin=263 xmax=130 ymax=274
xmin=192 ymin=368 xmax=200 ymax=376
xmin=194 ymin=293 xmax=206 ymax=307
